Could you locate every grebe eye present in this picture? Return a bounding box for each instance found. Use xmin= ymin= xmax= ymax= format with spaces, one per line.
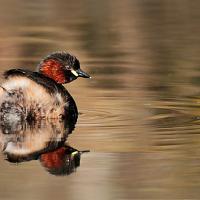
xmin=65 ymin=66 xmax=70 ymax=70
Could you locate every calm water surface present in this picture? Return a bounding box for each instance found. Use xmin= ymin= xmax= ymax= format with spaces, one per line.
xmin=1 ymin=0 xmax=200 ymax=199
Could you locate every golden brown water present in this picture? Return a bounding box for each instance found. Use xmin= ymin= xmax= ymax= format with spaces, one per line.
xmin=1 ymin=0 xmax=200 ymax=199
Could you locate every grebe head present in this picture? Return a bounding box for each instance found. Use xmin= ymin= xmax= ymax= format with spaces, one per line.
xmin=38 ymin=52 xmax=91 ymax=84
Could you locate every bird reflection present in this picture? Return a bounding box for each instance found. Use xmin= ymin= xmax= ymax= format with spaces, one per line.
xmin=40 ymin=145 xmax=82 ymax=176
xmin=0 ymin=118 xmax=87 ymax=176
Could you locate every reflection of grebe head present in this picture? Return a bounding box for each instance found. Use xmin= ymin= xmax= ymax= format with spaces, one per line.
xmin=40 ymin=146 xmax=81 ymax=176
xmin=38 ymin=52 xmax=91 ymax=84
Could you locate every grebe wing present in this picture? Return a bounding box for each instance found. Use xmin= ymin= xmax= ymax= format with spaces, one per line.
xmin=4 ymin=69 xmax=78 ymax=123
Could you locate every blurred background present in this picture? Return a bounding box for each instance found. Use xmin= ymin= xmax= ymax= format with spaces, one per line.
xmin=1 ymin=0 xmax=200 ymax=199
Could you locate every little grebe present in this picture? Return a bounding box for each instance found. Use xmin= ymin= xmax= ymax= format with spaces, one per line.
xmin=0 ymin=52 xmax=90 ymax=122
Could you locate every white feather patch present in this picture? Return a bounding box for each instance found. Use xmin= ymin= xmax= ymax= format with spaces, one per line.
xmin=0 ymin=76 xmax=68 ymax=119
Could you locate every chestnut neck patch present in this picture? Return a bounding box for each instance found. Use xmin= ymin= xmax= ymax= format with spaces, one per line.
xmin=39 ymin=59 xmax=69 ymax=84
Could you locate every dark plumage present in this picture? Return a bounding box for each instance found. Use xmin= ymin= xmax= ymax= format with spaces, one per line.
xmin=38 ymin=51 xmax=81 ymax=70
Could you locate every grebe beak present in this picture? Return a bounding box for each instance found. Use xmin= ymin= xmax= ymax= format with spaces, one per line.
xmin=71 ymin=69 xmax=91 ymax=78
